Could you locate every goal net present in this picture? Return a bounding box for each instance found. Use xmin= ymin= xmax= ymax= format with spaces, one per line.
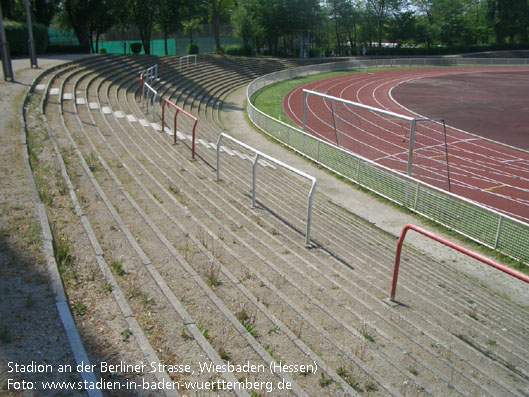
xmin=302 ymin=89 xmax=451 ymax=191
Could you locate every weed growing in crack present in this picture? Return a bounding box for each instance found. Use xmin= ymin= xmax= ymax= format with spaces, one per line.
xmin=361 ymin=324 xmax=375 ymax=343
xmin=207 ymin=262 xmax=222 ymax=287
xmin=111 ymin=261 xmax=126 ymax=276
xmin=197 ymin=323 xmax=210 ymax=339
xmin=56 ymin=237 xmax=74 ymax=274
xmin=267 ymin=325 xmax=280 ymax=335
xmin=337 ymin=367 xmax=363 ymax=392
xmin=364 ymin=381 xmax=378 ymax=392
xmin=319 ymin=372 xmax=332 ymax=387
xmin=236 ymin=306 xmax=259 ymax=338
xmin=181 ymin=322 xmax=191 ymax=340
xmin=121 ymin=328 xmax=132 ymax=341
xmin=73 ymin=301 xmax=87 ymax=316
xmin=99 ymin=282 xmax=112 ymax=294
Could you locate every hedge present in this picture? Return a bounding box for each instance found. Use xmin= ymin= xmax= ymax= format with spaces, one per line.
xmin=224 ymin=44 xmax=253 ymax=56
xmin=4 ymin=20 xmax=49 ymax=56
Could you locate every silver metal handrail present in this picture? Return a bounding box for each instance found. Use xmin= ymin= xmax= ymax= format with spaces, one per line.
xmin=142 ymin=81 xmax=158 ymax=122
xmin=216 ymin=133 xmax=317 ymax=247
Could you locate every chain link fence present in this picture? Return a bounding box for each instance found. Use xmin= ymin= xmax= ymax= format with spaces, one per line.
xmin=247 ymin=57 xmax=529 ymax=263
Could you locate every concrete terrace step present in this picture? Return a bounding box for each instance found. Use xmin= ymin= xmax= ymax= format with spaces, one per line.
xmin=51 ymin=58 xmax=348 ymax=395
xmin=26 ymin=55 xmax=529 ymax=397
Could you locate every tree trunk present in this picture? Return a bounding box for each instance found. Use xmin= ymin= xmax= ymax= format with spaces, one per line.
xmin=164 ymin=31 xmax=168 ymax=56
xmin=213 ymin=15 xmax=222 ymax=52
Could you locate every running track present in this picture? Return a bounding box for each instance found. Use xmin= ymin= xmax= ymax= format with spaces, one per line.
xmin=284 ymin=67 xmax=529 ymax=223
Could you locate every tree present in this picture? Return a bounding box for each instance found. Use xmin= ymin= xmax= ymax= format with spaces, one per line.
xmin=488 ymin=0 xmax=528 ymax=43
xmin=62 ymin=0 xmax=94 ymax=47
xmin=231 ymin=3 xmax=257 ymax=47
xmin=155 ymin=0 xmax=184 ymax=55
xmin=386 ymin=10 xmax=416 ymax=46
xmin=87 ymin=0 xmax=122 ymax=53
xmin=127 ymin=0 xmax=159 ymax=55
xmin=206 ymin=0 xmax=234 ymax=52
xmin=182 ymin=17 xmax=202 ymax=45
xmin=366 ymin=0 xmax=402 ymax=46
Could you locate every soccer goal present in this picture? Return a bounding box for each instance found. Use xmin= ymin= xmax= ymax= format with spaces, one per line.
xmin=302 ymin=89 xmax=451 ymax=192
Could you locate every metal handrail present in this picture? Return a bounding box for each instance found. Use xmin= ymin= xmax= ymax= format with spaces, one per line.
xmin=141 ymin=82 xmax=157 ymax=122
xmin=161 ymin=98 xmax=198 ymax=159
xmin=145 ymin=64 xmax=158 ymax=83
xmin=179 ymin=55 xmax=197 ymax=71
xmin=216 ymin=133 xmax=317 ymax=247
xmin=390 ymin=224 xmax=529 ymax=302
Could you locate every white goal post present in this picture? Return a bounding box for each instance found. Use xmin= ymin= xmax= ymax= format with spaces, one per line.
xmin=301 ymin=89 xmax=451 ymax=192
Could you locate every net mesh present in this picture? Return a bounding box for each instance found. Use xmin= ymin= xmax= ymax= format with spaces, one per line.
xmin=303 ymin=91 xmax=450 ymax=192
xmin=410 ymin=119 xmax=451 ymax=192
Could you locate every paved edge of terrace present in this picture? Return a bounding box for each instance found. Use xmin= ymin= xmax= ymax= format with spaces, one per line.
xmin=2 ymin=53 xmax=100 ymax=395
xmin=219 ymin=82 xmax=529 ymax=308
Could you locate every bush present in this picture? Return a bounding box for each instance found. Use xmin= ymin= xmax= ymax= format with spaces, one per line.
xmin=4 ymin=20 xmax=48 ymax=56
xmin=99 ymin=48 xmax=107 ymax=54
xmin=187 ymin=43 xmax=199 ymax=55
xmin=224 ymin=44 xmax=253 ymax=56
xmin=130 ymin=42 xmax=142 ymax=54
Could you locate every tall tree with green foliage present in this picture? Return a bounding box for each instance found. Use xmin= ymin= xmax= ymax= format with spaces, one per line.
xmin=206 ymin=0 xmax=234 ymax=52
xmin=127 ymin=0 xmax=159 ymax=54
xmin=62 ymin=0 xmax=94 ymax=47
xmin=155 ymin=0 xmax=184 ymax=55
xmin=488 ymin=0 xmax=528 ymax=43
xmin=231 ymin=2 xmax=258 ymax=47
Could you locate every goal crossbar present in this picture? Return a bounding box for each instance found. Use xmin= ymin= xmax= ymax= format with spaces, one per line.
xmin=302 ymin=89 xmax=450 ymax=191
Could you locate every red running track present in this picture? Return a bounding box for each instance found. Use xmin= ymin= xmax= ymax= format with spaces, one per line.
xmin=284 ymin=67 xmax=529 ymax=223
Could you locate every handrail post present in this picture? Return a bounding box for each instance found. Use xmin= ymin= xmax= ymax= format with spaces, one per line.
xmin=174 ymin=109 xmax=179 ymax=145
xmin=252 ymin=154 xmax=260 ymax=207
xmin=161 ymin=99 xmax=166 ymax=133
xmin=216 ymin=134 xmax=224 ymax=181
xmin=306 ymin=179 xmax=317 ymax=247
xmin=152 ymin=92 xmax=157 ymax=122
xmin=192 ymin=119 xmax=197 ymax=160
xmin=390 ymin=225 xmax=409 ymax=301
xmin=390 ymin=224 xmax=529 ymax=302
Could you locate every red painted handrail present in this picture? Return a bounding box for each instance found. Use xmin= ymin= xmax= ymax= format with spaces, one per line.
xmin=161 ymin=98 xmax=198 ymax=159
xmin=390 ymin=224 xmax=529 ymax=301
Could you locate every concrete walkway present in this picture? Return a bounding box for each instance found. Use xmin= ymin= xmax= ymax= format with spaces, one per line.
xmin=219 ymin=84 xmax=529 ymax=307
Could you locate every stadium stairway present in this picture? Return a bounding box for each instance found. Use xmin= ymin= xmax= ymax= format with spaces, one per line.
xmin=23 ymin=54 xmax=529 ymax=396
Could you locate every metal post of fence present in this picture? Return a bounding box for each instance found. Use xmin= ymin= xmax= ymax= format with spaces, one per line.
xmin=407 ymin=119 xmax=416 ymax=177
xmin=414 ymin=182 xmax=420 ymax=210
xmin=495 ymin=215 xmax=503 ymax=249
xmin=252 ymin=154 xmax=259 ymax=207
